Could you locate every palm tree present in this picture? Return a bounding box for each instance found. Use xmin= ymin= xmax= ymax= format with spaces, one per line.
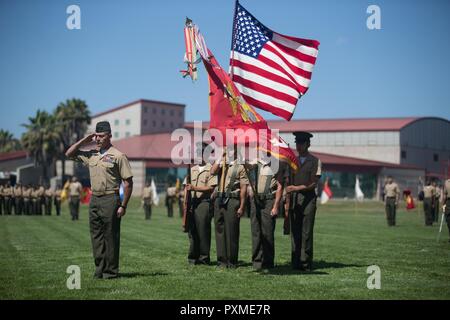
xmin=21 ymin=110 xmax=60 ymax=183
xmin=0 ymin=129 xmax=21 ymax=153
xmin=54 ymin=98 xmax=91 ymax=180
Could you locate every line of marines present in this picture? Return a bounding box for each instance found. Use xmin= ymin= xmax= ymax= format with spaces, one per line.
xmin=0 ymin=183 xmax=62 ymax=216
xmin=161 ymin=131 xmax=323 ymax=271
xmin=0 ymin=177 xmax=85 ymax=220
xmin=384 ymin=176 xmax=450 ymax=234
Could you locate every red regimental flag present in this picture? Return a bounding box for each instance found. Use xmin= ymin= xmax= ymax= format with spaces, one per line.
xmin=203 ymin=50 xmax=299 ymax=171
xmin=81 ymin=187 xmax=92 ymax=204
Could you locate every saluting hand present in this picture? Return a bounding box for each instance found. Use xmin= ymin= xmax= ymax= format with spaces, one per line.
xmin=117 ymin=206 xmax=126 ymax=218
xmin=81 ymin=133 xmax=96 ymax=145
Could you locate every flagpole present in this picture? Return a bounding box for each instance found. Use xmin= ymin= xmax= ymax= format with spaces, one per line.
xmin=437 ymin=211 xmax=445 ymax=242
xmin=230 ymin=0 xmax=239 ymax=78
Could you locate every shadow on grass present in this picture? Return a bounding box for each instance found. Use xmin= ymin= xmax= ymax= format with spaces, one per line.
xmin=264 ymin=265 xmax=328 ymax=276
xmin=208 ymin=261 xmax=254 ymax=268
xmin=314 ymin=260 xmax=365 ymax=270
xmin=260 ymin=260 xmax=365 ymax=276
xmin=118 ymin=272 xmax=169 ymax=278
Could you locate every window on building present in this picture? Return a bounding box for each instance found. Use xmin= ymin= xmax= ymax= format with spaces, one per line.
xmin=126 ymin=119 xmax=130 ymax=125
xmin=125 ymin=132 xmax=130 ymax=138
xmin=433 ymin=154 xmax=439 ymax=162
xmin=161 ymin=121 xmax=165 ymax=127
xmin=401 ymin=150 xmax=407 ymax=159
xmin=114 ymin=132 xmax=119 ymax=138
xmin=152 ymin=120 xmax=156 ymax=127
xmin=114 ymin=119 xmax=119 ymax=126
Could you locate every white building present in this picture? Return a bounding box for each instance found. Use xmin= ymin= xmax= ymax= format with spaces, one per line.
xmin=89 ymin=99 xmax=186 ymax=139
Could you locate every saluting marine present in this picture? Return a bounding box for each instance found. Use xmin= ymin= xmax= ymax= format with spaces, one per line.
xmin=66 ymin=121 xmax=133 ymax=279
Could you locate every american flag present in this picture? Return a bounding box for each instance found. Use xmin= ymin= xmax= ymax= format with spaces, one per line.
xmin=230 ymin=2 xmax=320 ymax=121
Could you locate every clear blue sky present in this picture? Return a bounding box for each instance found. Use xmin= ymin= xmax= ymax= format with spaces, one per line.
xmin=1 ymin=0 xmax=449 ymax=138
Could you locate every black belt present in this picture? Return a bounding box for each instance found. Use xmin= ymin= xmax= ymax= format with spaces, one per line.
xmin=217 ymin=192 xmax=240 ymax=199
xmin=292 ymin=190 xmax=316 ymax=196
xmin=192 ymin=197 xmax=211 ymax=203
xmin=92 ymin=192 xmax=118 ymax=197
xmin=254 ymin=193 xmax=275 ymax=201
xmin=386 ymin=196 xmax=396 ymax=199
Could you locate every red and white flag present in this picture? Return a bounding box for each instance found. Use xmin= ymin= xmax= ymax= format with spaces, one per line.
xmin=321 ymin=179 xmax=333 ymax=204
xmin=229 ymin=1 xmax=320 ymax=121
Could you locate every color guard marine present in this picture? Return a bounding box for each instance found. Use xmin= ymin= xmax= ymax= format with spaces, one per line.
xmin=184 ymin=142 xmax=218 ymax=265
xmin=211 ymin=146 xmax=248 ymax=268
xmin=285 ymin=132 xmax=322 ymax=271
xmin=246 ymin=152 xmax=286 ymax=270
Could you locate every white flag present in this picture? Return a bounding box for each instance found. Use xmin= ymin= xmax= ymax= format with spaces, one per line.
xmin=151 ymin=178 xmax=159 ymax=206
xmin=355 ymin=177 xmax=365 ymax=202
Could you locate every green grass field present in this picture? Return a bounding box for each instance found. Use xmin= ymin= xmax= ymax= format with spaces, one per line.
xmin=1 ymin=198 xmax=449 ymax=300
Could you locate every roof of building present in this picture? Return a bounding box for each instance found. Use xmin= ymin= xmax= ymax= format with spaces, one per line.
xmin=0 ymin=150 xmax=28 ymax=162
xmin=113 ymin=133 xmax=189 ymax=161
xmin=112 ymin=134 xmax=422 ymax=171
xmin=310 ymin=151 xmax=421 ymax=170
xmin=93 ymin=99 xmax=186 ymax=118
xmin=184 ymin=117 xmax=449 ymax=132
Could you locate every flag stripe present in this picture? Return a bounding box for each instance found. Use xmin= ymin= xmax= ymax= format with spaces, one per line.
xmin=232 ymin=74 xmax=299 ymax=105
xmin=234 ymin=82 xmax=296 ymax=113
xmin=231 ymin=52 xmax=299 ymax=89
xmin=271 ymin=38 xmax=317 ymax=65
xmin=272 ymin=33 xmax=319 ymax=58
xmin=264 ymin=43 xmax=314 ymax=76
xmin=231 ymin=64 xmax=300 ymax=99
xmin=240 ymin=93 xmax=295 ymax=121
xmin=258 ymin=51 xmax=310 ymax=92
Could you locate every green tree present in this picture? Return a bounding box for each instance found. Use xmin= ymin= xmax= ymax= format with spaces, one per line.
xmin=54 ymin=98 xmax=91 ymax=181
xmin=21 ymin=110 xmax=60 ymax=183
xmin=0 ymin=129 xmax=21 ymax=153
